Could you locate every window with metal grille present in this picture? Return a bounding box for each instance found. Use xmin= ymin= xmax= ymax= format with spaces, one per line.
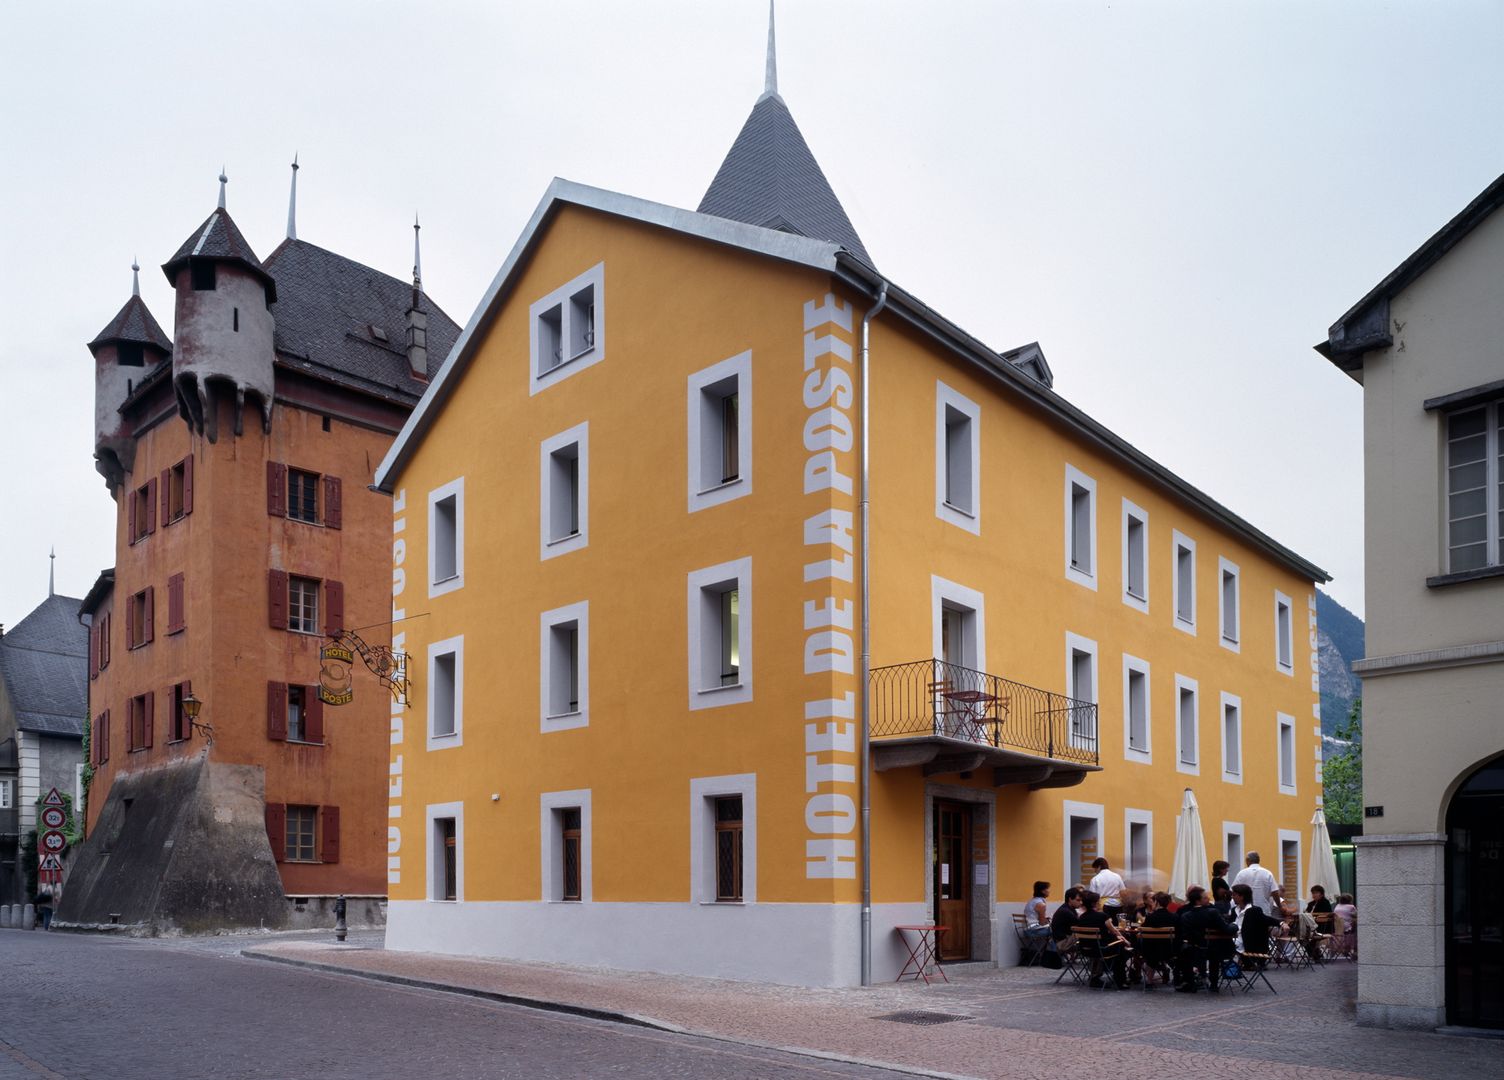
xmin=560 ymin=808 xmax=582 ymax=901
xmin=288 ymin=576 xmax=319 ymax=634
xmin=288 ymin=468 xmax=320 ymax=523
xmin=1447 ymin=404 xmax=1503 ymax=572
xmin=714 ymin=795 xmax=743 ymax=902
xmin=439 ymin=817 xmax=457 ymax=901
xmin=285 ymin=805 xmax=317 ymax=862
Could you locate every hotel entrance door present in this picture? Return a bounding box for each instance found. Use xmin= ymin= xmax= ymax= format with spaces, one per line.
xmin=934 ymin=800 xmax=971 ymax=961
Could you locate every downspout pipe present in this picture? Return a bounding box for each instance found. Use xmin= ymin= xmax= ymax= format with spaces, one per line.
xmin=859 ymin=278 xmax=888 ymax=987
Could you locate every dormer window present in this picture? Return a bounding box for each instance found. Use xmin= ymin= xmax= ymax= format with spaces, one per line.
xmin=369 ymin=325 xmax=390 ymax=343
xmin=191 ymin=261 xmax=216 ymax=291
xmin=117 ymin=342 xmax=145 ymax=368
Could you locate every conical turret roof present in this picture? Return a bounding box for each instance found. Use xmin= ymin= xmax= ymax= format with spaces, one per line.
xmin=162 ymin=207 xmax=277 ymax=301
xmin=698 ymin=93 xmax=873 ymax=267
xmin=88 ymin=294 xmax=173 ymax=357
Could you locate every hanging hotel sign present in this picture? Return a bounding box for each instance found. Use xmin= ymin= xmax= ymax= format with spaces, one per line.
xmin=319 ymin=641 xmax=356 ymax=706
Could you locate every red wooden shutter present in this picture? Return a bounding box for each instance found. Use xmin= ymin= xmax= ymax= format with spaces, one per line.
xmin=146 ymin=477 xmax=158 ymax=534
xmin=320 ymin=805 xmax=340 ymax=864
xmin=181 ymin=678 xmax=192 ymax=740
xmin=267 ymin=461 xmax=287 ymax=517
xmin=143 ymin=690 xmax=154 ymax=748
xmin=142 ymin=586 xmax=154 ymax=644
xmin=160 ymin=468 xmax=171 ymax=521
xmin=182 ymin=454 xmax=194 ymax=516
xmin=126 ymin=597 xmax=136 ymax=650
xmin=305 ymin=686 xmax=324 ymax=744
xmin=267 ymin=681 xmax=288 ymax=740
xmin=167 ymin=573 xmax=184 ymax=634
xmin=89 ymin=624 xmax=98 ymax=679
xmin=104 ymin=709 xmax=110 ymax=763
xmin=323 ymin=475 xmax=343 ymax=530
xmin=101 ymin=613 xmax=110 ymax=668
xmin=92 ymin=715 xmax=100 ymax=766
xmin=268 ymin=569 xmax=288 ymax=629
xmin=265 ymin=803 xmax=286 ymax=862
xmin=128 ymin=489 xmax=138 ymax=541
xmin=323 ymin=580 xmax=344 ymax=636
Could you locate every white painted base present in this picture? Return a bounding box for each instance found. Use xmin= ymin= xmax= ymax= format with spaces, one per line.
xmin=387 ymin=900 xmax=931 ymax=986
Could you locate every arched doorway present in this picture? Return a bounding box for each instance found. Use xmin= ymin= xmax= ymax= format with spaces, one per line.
xmin=1446 ymin=755 xmax=1504 ymax=1029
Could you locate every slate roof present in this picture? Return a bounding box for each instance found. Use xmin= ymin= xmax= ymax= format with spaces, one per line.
xmin=0 ymin=594 xmax=87 ymax=738
xmin=699 ymin=94 xmax=874 ymax=267
xmin=262 ymin=239 xmax=461 ymax=400
xmin=87 ymin=295 xmax=172 ymax=357
xmin=161 ymin=208 xmax=277 ymax=301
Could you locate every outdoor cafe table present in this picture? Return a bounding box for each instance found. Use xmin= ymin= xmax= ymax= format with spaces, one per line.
xmin=894 ymin=924 xmax=950 ymax=985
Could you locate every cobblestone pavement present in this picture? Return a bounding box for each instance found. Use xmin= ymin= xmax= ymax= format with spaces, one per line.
xmin=0 ymin=929 xmax=913 ymax=1080
xmin=239 ymin=939 xmax=1504 ymax=1080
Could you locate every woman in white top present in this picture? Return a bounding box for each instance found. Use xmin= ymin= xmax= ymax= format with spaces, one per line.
xmin=1025 ymin=881 xmax=1052 ymax=937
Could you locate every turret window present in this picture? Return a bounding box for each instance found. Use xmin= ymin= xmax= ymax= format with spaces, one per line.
xmin=191 ymin=261 xmax=216 ymax=291
xmin=233 ymin=307 xmax=239 ymax=332
xmin=117 ymin=342 xmax=145 ymax=367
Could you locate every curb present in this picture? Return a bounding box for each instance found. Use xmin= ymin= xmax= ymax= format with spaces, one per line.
xmin=240 ymin=949 xmax=980 ymax=1080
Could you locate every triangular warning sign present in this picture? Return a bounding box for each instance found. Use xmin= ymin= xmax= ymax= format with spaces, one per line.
xmin=43 ymin=787 xmax=63 ymax=806
xmin=38 ymin=854 xmax=62 ymax=871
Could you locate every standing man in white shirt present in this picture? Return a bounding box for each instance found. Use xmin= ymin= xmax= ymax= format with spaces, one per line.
xmin=1088 ymin=857 xmax=1126 ymax=921
xmin=1231 ymin=851 xmax=1283 ymax=917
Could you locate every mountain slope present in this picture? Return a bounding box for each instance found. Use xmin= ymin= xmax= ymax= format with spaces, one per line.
xmin=1317 ymin=590 xmax=1365 ymax=738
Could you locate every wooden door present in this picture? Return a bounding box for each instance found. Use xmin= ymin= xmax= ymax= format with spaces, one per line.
xmin=934 ymin=801 xmax=971 ymax=960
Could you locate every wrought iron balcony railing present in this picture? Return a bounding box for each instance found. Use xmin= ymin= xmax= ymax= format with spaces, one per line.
xmin=869 ymin=658 xmax=1100 ymax=766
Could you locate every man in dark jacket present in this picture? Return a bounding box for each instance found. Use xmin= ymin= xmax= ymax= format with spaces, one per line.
xmin=1050 ymin=886 xmax=1084 ymax=946
xmin=1175 ymin=885 xmax=1233 ymax=992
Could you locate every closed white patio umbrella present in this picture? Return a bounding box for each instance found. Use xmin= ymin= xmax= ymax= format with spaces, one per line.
xmin=1169 ymin=787 xmax=1210 ymax=901
xmin=1308 ymin=807 xmax=1342 ymax=900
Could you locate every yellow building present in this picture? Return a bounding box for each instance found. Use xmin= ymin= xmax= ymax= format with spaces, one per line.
xmin=374 ymin=29 xmax=1327 ymax=985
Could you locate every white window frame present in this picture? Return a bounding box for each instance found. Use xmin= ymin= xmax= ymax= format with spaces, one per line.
xmin=0 ymin=777 xmax=11 ymax=810
xmin=934 ymin=381 xmax=981 ymax=534
xmin=1218 ymin=557 xmax=1240 ymax=652
xmin=540 ymin=422 xmax=589 ymax=560
xmin=687 ymin=557 xmax=753 ymax=711
xmin=540 ymin=789 xmax=592 ymax=902
xmin=689 ymin=773 xmax=757 ymax=904
xmin=1220 ymin=690 xmax=1243 ymax=784
xmin=1172 ymin=530 xmax=1196 ymax=634
xmin=427 ymin=477 xmax=464 ymax=598
xmin=529 ymin=262 xmax=605 ymax=395
xmin=687 ymin=351 xmax=752 ymax=513
xmin=1444 ymin=402 xmax=1503 ymax=572
xmin=540 ymin=601 xmax=589 ymax=732
xmin=1274 ymin=590 xmax=1294 ymax=675
xmin=1064 ymin=632 xmax=1099 ymax=752
xmin=1277 ymin=711 xmax=1297 ymax=795
xmin=1063 ymin=465 xmax=1097 ymax=590
xmin=1174 ymin=674 xmax=1199 ymax=776
xmin=1121 ymin=653 xmax=1151 ymax=765
xmin=1223 ymin=822 xmax=1245 ymax=870
xmin=426 ymin=801 xmax=464 ymax=902
xmin=931 ymin=576 xmax=986 ymax=671
xmin=426 ymin=634 xmax=464 ymax=750
xmin=1121 ymin=498 xmax=1149 ymax=613
xmin=1062 ymin=799 xmax=1106 ymax=895
xmin=1278 ymin=828 xmax=1303 ymax=899
xmin=1124 ymin=807 xmax=1154 ymax=885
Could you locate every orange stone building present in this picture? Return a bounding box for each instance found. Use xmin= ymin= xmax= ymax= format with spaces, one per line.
xmin=60 ymin=172 xmax=458 ymax=931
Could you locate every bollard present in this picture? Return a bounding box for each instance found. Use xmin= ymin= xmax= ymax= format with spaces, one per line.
xmin=334 ymin=894 xmax=348 ymax=943
xmin=1 ymin=904 xmax=11 ymax=928
xmin=21 ymin=904 xmax=35 ymax=931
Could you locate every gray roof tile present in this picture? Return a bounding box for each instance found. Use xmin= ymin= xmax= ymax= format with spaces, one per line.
xmin=0 ymin=594 xmax=87 ymax=738
xmin=88 ymin=295 xmax=173 ymax=357
xmin=162 ymin=208 xmax=277 ymax=300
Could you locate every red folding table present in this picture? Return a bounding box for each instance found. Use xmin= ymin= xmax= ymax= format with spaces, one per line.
xmin=894 ymin=924 xmax=950 ymax=984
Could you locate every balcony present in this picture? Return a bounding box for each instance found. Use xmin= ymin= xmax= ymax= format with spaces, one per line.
xmin=868 ymin=658 xmax=1101 ymax=788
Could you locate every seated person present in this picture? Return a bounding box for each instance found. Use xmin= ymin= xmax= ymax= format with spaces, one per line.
xmin=1174 ymin=885 xmax=1233 ymax=992
xmin=1305 ymin=885 xmax=1334 ymax=914
xmin=1136 ymin=892 xmax=1177 ymax=986
xmin=1050 ymin=886 xmax=1083 ymax=947
xmin=1075 ymin=890 xmax=1131 ymax=988
xmin=1024 ymin=881 xmax=1053 ymax=939
xmin=1232 ymin=883 xmax=1275 ymax=956
xmin=1211 ymin=881 xmax=1234 ymax=918
xmin=1332 ymin=893 xmax=1357 ymax=955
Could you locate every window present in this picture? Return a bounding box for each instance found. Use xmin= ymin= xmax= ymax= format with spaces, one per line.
xmin=540 ymin=423 xmax=588 ymax=560
xmin=126 ymin=587 xmax=153 ymax=649
xmin=1223 ymin=824 xmax=1245 ymax=871
xmin=1218 ymin=558 xmax=1240 ymax=650
xmin=1172 ymin=531 xmax=1196 ymax=632
xmin=117 ymin=342 xmax=145 ymax=367
xmin=690 ymin=775 xmax=757 ymax=904
xmin=529 ymin=263 xmax=605 ymax=393
xmin=1063 ymin=800 xmax=1105 ymax=893
xmin=266 ymin=462 xmax=342 ymax=529
xmin=288 ymin=576 xmax=320 ymax=634
xmin=191 ymin=261 xmax=216 ymax=291
xmin=1175 ymin=675 xmax=1199 ymax=774
xmin=427 ymin=802 xmax=463 ymax=902
xmin=1277 ymin=712 xmax=1297 ymax=794
xmin=714 ymin=796 xmax=744 ymax=902
xmin=1445 ymin=403 xmax=1503 ymax=572
xmin=1122 ymin=654 xmax=1151 ymax=763
xmin=428 ymin=636 xmax=463 ymax=748
xmin=932 ymin=576 xmax=985 ymax=673
xmin=934 ymin=382 xmax=981 ymax=533
xmin=286 ymin=805 xmax=317 ymax=862
xmin=1122 ymin=500 xmax=1149 ymax=611
xmin=428 ymin=477 xmax=464 ymax=597
xmin=540 ymin=790 xmax=591 ymax=901
xmin=126 ymin=692 xmax=151 ymax=752
xmin=540 ymin=602 xmax=589 ymax=731
xmin=688 ymin=352 xmax=752 ymax=511
xmin=1125 ymin=809 xmax=1152 ymax=884
xmin=266 ymin=681 xmax=324 ymax=744
xmin=164 ymin=456 xmax=192 ymax=523
xmin=1279 ymin=831 xmax=1302 ymax=898
xmin=0 ymin=778 xmax=12 ymax=810
xmin=129 ymin=477 xmax=156 ymax=543
xmin=169 ymin=681 xmax=193 ymax=742
xmin=98 ymin=612 xmax=111 ymax=672
xmin=688 ymin=558 xmax=753 ymax=710
xmin=93 ymin=711 xmax=111 ymax=766
xmin=1065 ymin=633 xmax=1098 ymax=751
xmin=288 ymin=685 xmax=306 ymax=742
xmin=1274 ymin=591 xmax=1293 ymax=673
xmin=1220 ymin=692 xmax=1242 ymax=782
xmin=1064 ymin=465 xmax=1097 ymax=589
xmin=288 ymin=468 xmax=320 ymax=523
xmin=166 ymin=573 xmax=185 ymax=636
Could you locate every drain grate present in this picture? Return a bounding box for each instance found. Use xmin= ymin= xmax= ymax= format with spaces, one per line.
xmin=873 ymin=1010 xmax=973 ymax=1026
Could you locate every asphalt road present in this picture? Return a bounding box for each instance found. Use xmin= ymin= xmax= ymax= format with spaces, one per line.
xmin=0 ymin=930 xmax=913 ymax=1080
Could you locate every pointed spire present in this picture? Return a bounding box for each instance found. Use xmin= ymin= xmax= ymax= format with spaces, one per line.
xmin=412 ymin=213 xmax=423 ymax=297
xmin=760 ymin=1 xmax=780 ymax=103
xmin=48 ymin=547 xmax=55 ymax=597
xmin=286 ymin=154 xmax=299 ymax=240
xmin=217 ymin=167 xmax=228 ymax=209
xmin=131 ymin=257 xmax=140 ymax=297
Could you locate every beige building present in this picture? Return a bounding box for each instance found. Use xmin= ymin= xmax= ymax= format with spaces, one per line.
xmin=1318 ymin=171 xmax=1504 ymax=1031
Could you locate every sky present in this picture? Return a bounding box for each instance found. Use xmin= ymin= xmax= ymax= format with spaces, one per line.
xmin=1 ymin=0 xmax=1501 ymax=631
